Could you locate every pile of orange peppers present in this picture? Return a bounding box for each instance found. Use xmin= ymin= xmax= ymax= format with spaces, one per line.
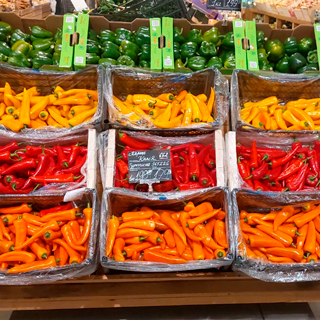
xmin=106 ymin=201 xmax=228 ymax=264
xmin=240 ymin=203 xmax=320 ymax=263
xmin=0 ymin=83 xmax=98 ymax=132
xmin=113 ymin=88 xmax=215 ymax=129
xmin=241 ymin=96 xmax=320 ymax=131
xmin=0 ymin=202 xmax=92 ymax=273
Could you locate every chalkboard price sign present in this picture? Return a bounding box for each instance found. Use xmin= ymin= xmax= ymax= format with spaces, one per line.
xmin=128 ymin=150 xmax=172 ymax=184
xmin=207 ymin=0 xmax=241 ymax=11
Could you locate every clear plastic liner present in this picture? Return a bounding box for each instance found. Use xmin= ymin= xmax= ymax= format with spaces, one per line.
xmin=232 ymin=188 xmax=320 ymax=282
xmin=0 ymin=188 xmax=98 ymax=285
xmin=231 ymin=69 xmax=320 ymax=134
xmin=98 ymin=129 xmax=224 ymax=190
xmin=233 ymin=130 xmax=320 ymax=190
xmin=0 ymin=65 xmax=103 ymax=137
xmin=104 ymin=66 xmax=229 ymax=131
xmin=100 ymin=187 xmax=234 ymax=272
xmin=0 ymin=130 xmax=89 ymax=195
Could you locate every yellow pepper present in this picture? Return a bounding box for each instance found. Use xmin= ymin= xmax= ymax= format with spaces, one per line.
xmin=53 ymin=86 xmax=64 ymax=95
xmin=170 ymin=100 xmax=181 ymax=120
xmin=126 ymin=94 xmax=133 ymax=104
xmin=191 ymin=94 xmax=210 ymax=121
xmin=252 ymin=114 xmax=264 ymax=129
xmin=19 ymin=88 xmax=31 ymax=126
xmin=305 ymin=105 xmax=316 ymax=112
xmin=30 ymin=96 xmax=49 ymax=120
xmin=123 ymin=102 xmax=134 ymax=110
xmin=16 ymin=86 xmax=40 ymax=98
xmin=47 ymin=116 xmax=62 ymax=128
xmin=240 ymin=106 xmax=252 ymax=115
xmin=155 ymin=103 xmax=172 ymax=122
xmin=245 ymin=106 xmax=260 ymax=123
xmin=69 ymin=107 xmax=97 ymax=127
xmin=269 ymin=105 xmax=283 ymax=115
xmin=259 ymin=112 xmax=271 ymax=130
xmin=49 ymin=106 xmax=61 ymax=116
xmin=0 ymin=103 xmax=5 ymax=118
xmin=59 ymin=107 xmax=67 ymax=118
xmin=287 ymin=124 xmax=301 ymax=131
xmin=47 ymin=107 xmax=69 ymax=127
xmin=157 ymin=93 xmax=174 ymax=103
xmin=1 ymin=114 xmax=14 ymax=121
xmin=242 ymin=101 xmax=255 ymax=109
xmin=288 ymin=107 xmax=315 ymax=131
xmin=187 ymin=95 xmax=201 ymax=123
xmin=274 ymin=109 xmax=287 ymax=130
xmin=153 ymin=116 xmax=182 ymax=128
xmin=306 ymin=111 xmax=320 ymax=120
xmin=5 ymin=95 xmax=20 ymax=109
xmin=270 ymin=117 xmax=278 ymax=130
xmin=67 ymin=111 xmax=74 ymax=120
xmin=5 ymin=106 xmax=15 ymax=115
xmin=0 ymin=119 xmax=23 ymax=132
xmin=298 ymin=120 xmax=311 ymax=131
xmin=35 ymin=118 xmax=47 ymax=127
xmin=30 ymin=120 xmax=44 ymax=129
xmin=39 ymin=111 xmax=48 ymax=121
xmin=113 ymin=96 xmax=140 ymax=122
xmin=182 ymin=100 xmax=192 ymax=126
xmin=132 ymin=94 xmax=168 ymax=107
xmin=133 ymin=106 xmax=148 ymax=118
xmin=207 ymin=87 xmax=215 ymax=115
xmin=286 ymin=99 xmax=320 ymax=109
xmin=241 ymin=111 xmax=250 ymax=121
xmin=134 ymin=102 xmax=155 ymax=111
xmin=59 ymin=89 xmax=98 ymax=101
xmin=282 ymin=110 xmax=300 ymax=126
xmin=149 ymin=108 xmax=165 ymax=119
xmin=254 ymin=96 xmax=279 ymax=107
xmin=70 ymin=104 xmax=93 ymax=117
xmin=196 ymin=94 xmax=207 ymax=102
xmin=53 ymin=94 xmax=90 ymax=106
xmin=4 ymin=83 xmax=12 ymax=107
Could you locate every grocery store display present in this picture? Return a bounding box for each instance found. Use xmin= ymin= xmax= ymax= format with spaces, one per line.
xmin=0 ymin=83 xmax=98 ymax=132
xmin=113 ymin=89 xmax=215 ymax=129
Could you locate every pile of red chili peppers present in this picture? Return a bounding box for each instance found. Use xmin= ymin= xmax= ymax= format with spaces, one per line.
xmin=237 ymin=141 xmax=320 ymax=192
xmin=116 ymin=132 xmax=216 ymax=192
xmin=0 ymin=141 xmax=87 ymax=194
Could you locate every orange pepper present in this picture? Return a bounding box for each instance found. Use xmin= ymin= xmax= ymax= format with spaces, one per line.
xmin=187 ymin=209 xmax=221 ymax=229
xmin=22 ymin=212 xmax=43 ymax=227
xmin=213 ymin=220 xmax=228 ymax=248
xmin=304 ymin=221 xmax=316 ymax=254
xmin=7 ymin=256 xmax=56 ymax=274
xmin=251 ymin=248 xmax=267 ymax=260
xmin=294 ymin=206 xmax=320 ymax=228
xmin=27 ymin=223 xmax=41 ymax=236
xmin=267 ymin=255 xmax=295 ymax=263
xmin=245 ymin=246 xmax=256 ymax=259
xmin=264 ymin=247 xmax=303 ymax=262
xmin=40 ymin=208 xmax=80 ymax=223
xmin=54 ymin=245 xmax=68 ymax=266
xmin=192 ymin=240 xmax=204 ymax=260
xmin=75 ymin=206 xmax=92 ymax=245
xmin=61 ymin=225 xmax=87 ymax=252
xmin=160 ymin=247 xmax=178 ymax=256
xmin=171 ymin=212 xmax=181 ymax=221
xmin=145 ymin=231 xmax=165 ymax=249
xmin=43 ymin=230 xmax=62 ymax=241
xmin=188 ymin=202 xmax=213 ymax=217
xmin=163 ymin=229 xmax=176 ymax=248
xmin=314 ymin=216 xmax=320 ymax=233
xmin=203 ymin=246 xmax=214 ymax=259
xmin=248 ymin=235 xmax=285 ymax=248
xmin=106 ymin=215 xmax=119 ymax=257
xmin=143 ymin=249 xmax=187 ymax=264
xmin=176 ymin=90 xmax=188 ymax=102
xmin=116 ymin=228 xmax=150 ymax=239
xmin=113 ymin=238 xmax=126 ymax=261
xmin=194 ymin=224 xmax=223 ymax=250
xmin=0 ymin=218 xmax=10 ymax=241
xmin=0 ymin=240 xmax=14 ymax=253
xmin=255 ymin=224 xmax=293 ymax=247
xmin=316 ymin=242 xmax=320 ymax=259
xmin=68 ymin=220 xmax=81 ymax=240
xmin=53 ymin=238 xmax=81 ymax=264
xmin=180 ymin=211 xmax=202 ymax=242
xmin=124 ymin=236 xmax=149 ymax=245
xmin=0 ymin=203 xmax=32 ymax=214
xmin=205 ymin=218 xmax=216 ymax=237
xmin=154 ymin=221 xmax=169 ymax=231
xmin=0 ymin=251 xmax=35 ymax=263
xmin=13 ymin=218 xmax=26 ymax=248
xmin=122 ymin=211 xmax=153 ymax=223
xmin=160 ymin=211 xmax=187 ymax=245
xmin=173 ymin=232 xmax=186 ymax=256
xmin=307 ymin=254 xmax=318 ymax=263
xmin=184 ymin=201 xmax=195 ymax=212
xmin=181 ymin=248 xmax=193 ymax=261
xmin=123 ymin=242 xmax=152 ymax=258
xmin=273 ymin=206 xmax=295 ymax=231
xmin=252 ymin=218 xmax=298 ymax=238
xmin=30 ymin=241 xmax=48 ymax=260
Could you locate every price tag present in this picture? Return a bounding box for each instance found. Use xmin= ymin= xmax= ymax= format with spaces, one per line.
xmin=128 ymin=150 xmax=172 ymax=184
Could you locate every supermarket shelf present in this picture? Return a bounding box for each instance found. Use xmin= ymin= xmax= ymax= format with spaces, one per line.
xmin=249 ymin=8 xmax=311 ymax=27
xmin=2 ymin=271 xmax=320 ymax=310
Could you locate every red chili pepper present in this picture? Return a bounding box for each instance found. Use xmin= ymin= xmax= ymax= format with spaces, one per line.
xmin=14 ymin=150 xmax=27 ymax=161
xmin=296 ymin=153 xmax=307 ymax=160
xmin=204 ymin=154 xmax=215 ymax=169
xmin=118 ymin=132 xmax=153 ymax=149
xmin=43 ymin=156 xmax=56 ymax=176
xmin=182 ymin=156 xmax=189 ymax=184
xmin=253 ymin=180 xmax=270 ymax=191
xmin=10 ymin=178 xmax=25 ymax=190
xmin=171 ymin=143 xmax=203 ymax=153
xmin=262 ymin=166 xmax=282 ymax=181
xmin=252 ymin=162 xmax=268 ymax=180
xmin=153 ymin=181 xmax=174 ymax=192
xmin=198 ymin=144 xmax=212 ymax=164
xmin=0 ymin=142 xmax=22 ymax=153
xmin=286 ymin=163 xmax=309 ymax=191
xmin=0 ymin=164 xmax=9 ymax=175
xmin=54 ymin=145 xmax=69 ymax=168
xmin=296 ymin=146 xmax=310 ymax=154
xmin=0 ymin=182 xmax=32 ymax=194
xmin=249 ymin=141 xmax=258 ymax=169
xmin=67 ymin=144 xmax=81 ymax=166
xmin=199 ymin=163 xmax=210 ymax=187
xmin=261 ymin=150 xmax=287 ymax=161
xmin=18 ymin=146 xmax=56 ymax=158
xmin=307 ymin=148 xmax=319 ymax=175
xmin=39 ymin=203 xmax=74 ymax=217
xmin=238 ymin=157 xmax=252 ymax=180
xmin=2 ymin=158 xmax=37 ymax=176
xmin=118 ymin=146 xmax=137 ymax=162
xmin=61 ymin=155 xmax=86 ymax=174
xmin=189 ymin=144 xmax=200 ymax=181
xmin=0 ymin=151 xmax=15 ymax=162
xmin=270 ymin=143 xmax=301 ymax=168
xmin=276 ymin=159 xmax=305 ymax=181
xmin=306 ymin=170 xmax=319 ymax=187
xmin=116 ymin=158 xmax=128 ymax=176
xmin=172 ymin=153 xmax=180 ymax=166
xmin=171 ymin=152 xmax=181 ymax=184
xmin=176 ymin=182 xmax=202 ymax=191
xmin=3 ymin=174 xmax=15 ymax=186
xmin=264 ymin=181 xmax=286 ymax=191
xmin=29 ymin=174 xmax=81 ymax=183
xmin=210 ymin=168 xmax=217 ymax=186
xmin=209 ymin=149 xmax=215 ymax=159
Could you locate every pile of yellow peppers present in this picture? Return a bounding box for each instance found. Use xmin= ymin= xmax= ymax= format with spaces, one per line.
xmin=113 ymin=88 xmax=215 ymax=129
xmin=0 ymin=83 xmax=98 ymax=132
xmin=241 ymin=96 xmax=320 ymax=131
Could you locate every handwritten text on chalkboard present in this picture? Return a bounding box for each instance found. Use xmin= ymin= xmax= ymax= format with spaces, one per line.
xmin=207 ymin=0 xmax=241 ymax=11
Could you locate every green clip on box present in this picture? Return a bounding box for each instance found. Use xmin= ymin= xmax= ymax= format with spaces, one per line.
xmin=162 ymin=17 xmax=174 ymax=71
xmin=150 ymin=18 xmax=162 ymax=71
xmin=233 ymin=20 xmax=247 ymax=70
xmin=245 ymin=21 xmax=259 ymax=71
xmin=74 ymin=13 xmax=89 ymax=70
xmin=59 ymin=14 xmax=76 ymax=70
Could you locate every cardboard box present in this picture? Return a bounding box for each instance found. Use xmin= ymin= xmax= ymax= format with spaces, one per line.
xmin=162 ymin=17 xmax=174 ymax=71
xmin=74 ymin=13 xmax=89 ymax=70
xmin=150 ymin=18 xmax=162 ymax=71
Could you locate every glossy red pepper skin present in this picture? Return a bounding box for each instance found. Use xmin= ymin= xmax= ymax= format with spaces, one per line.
xmin=252 ymin=162 xmax=268 ymax=180
xmin=286 ymin=163 xmax=309 ymax=191
xmin=172 ymin=153 xmax=180 ymax=166
xmin=39 ymin=203 xmax=73 ymax=217
xmin=238 ymin=157 xmax=251 ymax=180
xmin=153 ymin=181 xmax=174 ymax=192
xmin=68 ymin=145 xmax=80 ymax=166
xmin=198 ymin=144 xmax=212 ymax=164
xmin=199 ymin=163 xmax=210 ymax=187
xmin=306 ymin=170 xmax=319 ymax=187
xmin=204 ymin=154 xmax=215 ymax=169
xmin=29 ymin=174 xmax=81 ymax=183
xmin=2 ymin=158 xmax=37 ymax=175
xmin=307 ymin=149 xmax=319 ymax=175
xmin=171 ymin=152 xmax=182 ymax=184
xmin=262 ymin=166 xmax=282 ymax=181
xmin=210 ymin=168 xmax=217 ymax=186
xmin=55 ymin=145 xmax=69 ymax=168
xmin=119 ymin=132 xmax=153 ymax=149
xmin=0 ymin=151 xmax=13 ymax=162
xmin=249 ymin=141 xmax=258 ymax=169
xmin=43 ymin=156 xmax=56 ymax=176
xmin=270 ymin=143 xmax=301 ymax=168
xmin=189 ymin=144 xmax=200 ymax=181
xmin=264 ymin=181 xmax=286 ymax=191
xmin=253 ymin=180 xmax=270 ymax=191
xmin=261 ymin=150 xmax=287 ymax=161
xmin=0 ymin=182 xmax=32 ymax=194
xmin=61 ymin=155 xmax=86 ymax=174
xmin=4 ymin=174 xmax=15 ymax=186
xmin=171 ymin=143 xmax=203 ymax=153
xmin=0 ymin=142 xmax=21 ymax=153
xmin=116 ymin=158 xmax=128 ymax=176
xmin=22 ymin=146 xmax=56 ymax=158
xmin=276 ymin=159 xmax=304 ymax=181
xmin=0 ymin=164 xmax=9 ymax=175
xmin=10 ymin=178 xmax=25 ymax=190
xmin=182 ymin=155 xmax=189 ymax=184
xmin=176 ymin=182 xmax=202 ymax=191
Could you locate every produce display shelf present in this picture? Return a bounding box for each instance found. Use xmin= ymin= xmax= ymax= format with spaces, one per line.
xmin=249 ymin=8 xmax=311 ymax=28
xmin=0 ymin=271 xmax=320 ymax=310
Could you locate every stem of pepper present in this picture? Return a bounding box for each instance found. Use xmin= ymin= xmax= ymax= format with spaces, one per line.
xmin=33 ymin=183 xmax=41 ymax=191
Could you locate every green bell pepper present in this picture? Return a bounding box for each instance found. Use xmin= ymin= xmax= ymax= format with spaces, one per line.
xmin=87 ymin=39 xmax=101 ymax=54
xmin=86 ymin=53 xmax=100 ymax=64
xmin=120 ymin=40 xmax=140 ymax=54
xmin=99 ymin=58 xmax=117 ymax=67
xmin=32 ymin=53 xmax=53 ymax=69
xmin=283 ymin=37 xmax=298 ymax=56
xmin=100 ymin=30 xmax=116 ymax=43
xmin=185 ymin=29 xmax=202 ymax=45
xmin=187 ymin=56 xmax=206 ymax=71
xmin=275 ymin=55 xmax=290 ymax=73
xmin=173 ymin=42 xmax=181 ymax=60
xmin=0 ymin=33 xmax=9 ymax=42
xmin=260 ymin=60 xmax=273 ymax=71
xmin=0 ymin=53 xmax=7 ymax=62
xmin=174 ymin=58 xmax=188 ymax=70
xmin=117 ymin=55 xmax=135 ymax=67
xmin=29 ymin=50 xmax=52 ymax=59
xmin=258 ymin=48 xmax=268 ymax=61
xmin=298 ymin=38 xmax=315 ymax=56
xmin=54 ymin=28 xmax=62 ymax=42
xmin=207 ymin=56 xmax=222 ymax=69
xmin=224 ymin=54 xmax=236 ymax=69
xmin=221 ymin=32 xmax=234 ymax=50
xmin=307 ymin=50 xmax=318 ymax=64
xmin=181 ymin=42 xmax=197 ymax=59
xmin=11 ymin=40 xmax=32 ymax=57
xmin=202 ymin=27 xmax=219 ymax=44
xmin=54 ymin=42 xmax=62 ymax=54
xmin=32 ymin=38 xmax=54 ymax=52
xmin=30 ymin=26 xmax=53 ymax=39
xmin=135 ymin=27 xmax=150 ymax=47
xmin=265 ymin=40 xmax=285 ymax=62
xmin=198 ymin=41 xmax=217 ymax=57
xmin=219 ymin=50 xmax=235 ymax=64
xmin=173 ymin=27 xmax=185 ymax=44
xmin=139 ymin=60 xmax=150 ymax=68
xmin=140 ymin=44 xmax=150 ymax=61
xmin=10 ymin=29 xmax=30 ymax=46
xmin=115 ymin=28 xmax=133 ymax=45
xmin=289 ymin=52 xmax=307 ymax=73
xmin=8 ymin=51 xmax=31 ymax=68
xmin=30 ymin=35 xmax=52 ymax=43
xmin=0 ymin=41 xmax=11 ymax=57
xmin=88 ymin=29 xmax=99 ymax=41
xmin=297 ymin=63 xmax=318 ymax=74
xmin=101 ymin=41 xmax=120 ymax=59
xmin=52 ymin=52 xmax=60 ymax=65
xmin=257 ymin=30 xmax=266 ymax=49
xmin=0 ymin=22 xmax=11 ymax=35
